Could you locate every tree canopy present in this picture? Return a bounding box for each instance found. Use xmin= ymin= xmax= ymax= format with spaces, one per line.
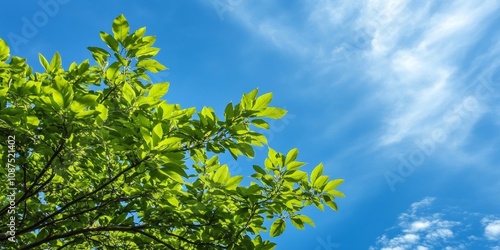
xmin=0 ymin=14 xmax=344 ymax=249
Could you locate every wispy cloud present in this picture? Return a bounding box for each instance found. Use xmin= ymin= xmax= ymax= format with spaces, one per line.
xmin=223 ymin=0 xmax=499 ymax=149
xmin=215 ymin=0 xmax=500 ymax=205
xmin=370 ymin=197 xmax=500 ymax=249
xmin=363 ymin=0 xmax=500 ymax=146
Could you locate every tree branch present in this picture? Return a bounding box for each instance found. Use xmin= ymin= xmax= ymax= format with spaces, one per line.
xmin=0 ymin=139 xmax=65 ymax=216
xmin=5 ymin=156 xmax=149 ymax=240
xmin=18 ymin=225 xmax=146 ymax=250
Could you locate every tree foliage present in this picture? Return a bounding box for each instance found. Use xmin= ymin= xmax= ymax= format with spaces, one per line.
xmin=0 ymin=15 xmax=344 ymax=249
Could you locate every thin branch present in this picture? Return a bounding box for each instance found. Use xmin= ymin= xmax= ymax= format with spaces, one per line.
xmin=18 ymin=225 xmax=146 ymax=250
xmin=134 ymin=229 xmax=177 ymax=250
xmin=10 ymin=156 xmax=150 ymax=239
xmin=0 ymin=139 xmax=65 ymax=216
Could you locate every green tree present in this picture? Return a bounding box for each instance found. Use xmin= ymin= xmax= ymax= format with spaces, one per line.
xmin=0 ymin=15 xmax=344 ymax=249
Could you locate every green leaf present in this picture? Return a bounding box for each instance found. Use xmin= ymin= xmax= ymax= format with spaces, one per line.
xmin=88 ymin=47 xmax=110 ymax=57
xmin=152 ymin=123 xmax=163 ymax=147
xmin=155 ymin=137 xmax=183 ymax=150
xmin=287 ymin=161 xmax=306 ymax=170
xmin=136 ymin=96 xmax=160 ymax=108
xmin=241 ymin=93 xmax=253 ymax=110
xmin=285 ymin=148 xmax=298 ymax=166
xmin=228 ymin=145 xmax=242 ymax=160
xmin=78 ymin=59 xmax=90 ymax=74
xmin=247 ymin=88 xmax=259 ymax=99
xmin=226 ymin=176 xmax=243 ymax=190
xmin=251 ymin=119 xmax=269 ymax=129
xmin=133 ymin=27 xmax=147 ymax=38
xmin=310 ymin=163 xmax=323 ymax=183
xmin=140 ymin=127 xmax=152 ymax=149
xmin=252 ymin=165 xmax=266 ymax=175
xmin=163 ymin=163 xmax=188 ymax=181
xmin=122 ymin=83 xmax=136 ymax=104
xmin=151 ymin=168 xmax=169 ymax=181
xmin=291 ymin=216 xmax=305 ymax=230
xmin=295 ymin=215 xmax=315 ymax=227
xmin=148 ymin=82 xmax=170 ymax=100
xmin=325 ymin=199 xmax=338 ymax=211
xmin=95 ymin=104 xmax=108 ymax=124
xmin=112 ymin=14 xmax=130 ymax=42
xmin=327 ymin=190 xmax=345 ymax=198
xmin=136 ymin=47 xmax=160 ymax=57
xmin=267 ymin=147 xmax=281 ymax=168
xmin=253 ymin=93 xmax=272 ymax=111
xmin=50 ymin=90 xmax=64 ymax=110
xmin=49 ymin=52 xmax=62 ymax=71
xmin=238 ymin=143 xmax=254 ymax=158
xmin=313 ymin=175 xmax=329 ymax=189
xmin=270 ymin=218 xmax=286 ymax=237
xmin=136 ymin=59 xmax=167 ymax=73
xmin=213 ymin=165 xmax=230 ymax=184
xmin=38 ymin=53 xmax=50 ymax=71
xmin=26 ymin=116 xmax=40 ymax=127
xmin=76 ymin=94 xmax=98 ymax=107
xmin=0 ymin=38 xmax=9 ymax=61
xmin=224 ymin=102 xmax=234 ymax=120
xmin=166 ymin=196 xmax=179 ymax=207
xmin=284 ymin=170 xmax=307 ymax=182
xmin=322 ymin=195 xmax=338 ymax=211
xmin=114 ymin=52 xmax=128 ymax=66
xmin=323 ymin=179 xmax=344 ymax=191
xmin=257 ymin=107 xmax=287 ymax=119
xmin=106 ymin=61 xmax=121 ymax=80
xmin=99 ymin=31 xmax=119 ymax=52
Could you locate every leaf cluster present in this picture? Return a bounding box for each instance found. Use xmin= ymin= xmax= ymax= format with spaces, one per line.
xmin=0 ymin=15 xmax=344 ymax=249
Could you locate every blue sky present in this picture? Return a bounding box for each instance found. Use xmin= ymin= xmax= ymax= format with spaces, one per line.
xmin=1 ymin=0 xmax=500 ymax=249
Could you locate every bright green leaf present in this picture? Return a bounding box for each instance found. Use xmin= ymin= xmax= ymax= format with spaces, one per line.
xmin=226 ymin=176 xmax=243 ymax=190
xmin=251 ymin=119 xmax=269 ymax=129
xmin=285 ymin=148 xmax=298 ymax=166
xmin=49 ymin=52 xmax=62 ymax=71
xmin=0 ymin=38 xmax=9 ymax=61
xmin=112 ymin=14 xmax=130 ymax=42
xmin=213 ymin=165 xmax=230 ymax=184
xmin=50 ymin=90 xmax=64 ymax=110
xmin=284 ymin=170 xmax=307 ymax=182
xmin=99 ymin=31 xmax=119 ymax=52
xmin=270 ymin=218 xmax=286 ymax=237
xmin=136 ymin=59 xmax=167 ymax=73
xmin=287 ymin=161 xmax=306 ymax=170
xmin=310 ymin=163 xmax=323 ymax=183
xmin=295 ymin=215 xmax=315 ymax=227
xmin=313 ymin=175 xmax=329 ymax=189
xmin=328 ymin=190 xmax=345 ymax=198
xmin=323 ymin=179 xmax=344 ymax=192
xmin=257 ymin=107 xmax=287 ymax=119
xmin=148 ymin=82 xmax=170 ymax=100
xmin=38 ymin=53 xmax=50 ymax=71
xmin=253 ymin=93 xmax=272 ymax=111
xmin=152 ymin=123 xmax=163 ymax=147
xmin=122 ymin=83 xmax=136 ymax=104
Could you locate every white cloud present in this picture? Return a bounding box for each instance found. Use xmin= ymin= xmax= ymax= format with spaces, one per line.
xmin=483 ymin=219 xmax=500 ymax=241
xmin=426 ymin=228 xmax=454 ymax=241
xmin=412 ymin=197 xmax=434 ymax=209
xmin=371 ymin=197 xmax=500 ymax=249
xmin=409 ymin=221 xmax=432 ymax=232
